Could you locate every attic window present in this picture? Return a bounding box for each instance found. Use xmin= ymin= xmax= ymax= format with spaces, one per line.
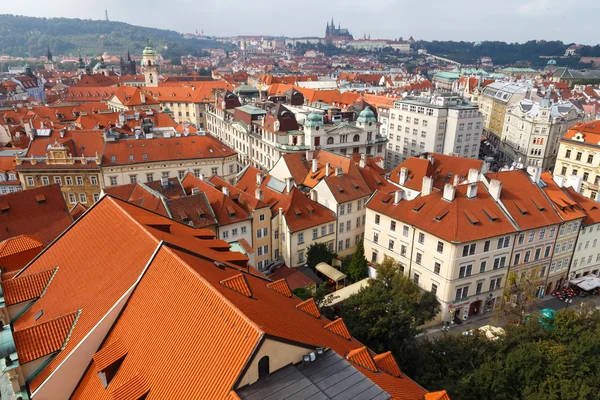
xmin=111 ymin=156 xmax=116 ymax=162
xmin=179 ymin=211 xmax=189 ymax=221
xmin=464 ymin=210 xmax=480 ymax=225
xmin=293 ymin=207 xmax=302 ymax=216
xmin=531 ymin=198 xmax=546 ymax=211
xmin=35 ymin=194 xmax=46 ymax=203
xmin=34 ymin=310 xmax=44 ymax=321
xmin=143 ymin=154 xmax=148 ymax=160
xmin=434 ymin=209 xmax=449 ymax=221
xmin=146 ymin=223 xmax=171 ymax=233
xmin=94 ymin=340 xmax=128 ymax=390
xmin=335 ymin=184 xmax=344 ymax=193
xmin=196 ymin=209 xmax=205 ymax=218
xmin=482 ymin=207 xmax=499 ymax=222
xmin=350 ymin=180 xmax=359 ymax=189
xmin=0 ymin=201 xmax=10 ymax=212
xmin=412 ymin=201 xmax=426 ymax=212
xmin=306 ymin=204 xmax=314 ymax=213
xmin=514 ymin=201 xmax=528 ymax=215
xmin=226 ymin=206 xmax=236 ymax=217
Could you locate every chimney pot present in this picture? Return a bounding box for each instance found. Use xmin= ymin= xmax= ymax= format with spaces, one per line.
xmin=489 ymin=179 xmax=502 ymax=201
xmin=256 ymin=172 xmax=263 ymax=185
xmin=359 ymin=153 xmax=366 ymax=168
xmin=191 ymin=187 xmax=200 ymax=195
xmin=310 ymin=189 xmax=318 ymax=201
xmin=467 ymin=168 xmax=479 ymax=183
xmin=467 ymin=183 xmax=478 ymax=199
xmin=399 ymin=167 xmax=408 ymax=185
xmin=422 ymin=176 xmax=433 ymax=196
xmin=326 ymin=163 xmax=331 ymax=176
xmin=312 ymin=158 xmax=318 ymax=173
xmin=285 ymin=177 xmax=294 ymax=193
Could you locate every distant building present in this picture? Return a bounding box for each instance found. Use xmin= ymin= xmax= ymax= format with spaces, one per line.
xmin=325 ymin=18 xmax=353 ymax=40
xmin=44 ymin=45 xmax=56 ymax=71
xmin=119 ymin=49 xmax=137 ymax=76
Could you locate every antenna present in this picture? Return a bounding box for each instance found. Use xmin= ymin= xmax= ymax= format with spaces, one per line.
xmin=105 ymin=6 xmax=109 ymax=22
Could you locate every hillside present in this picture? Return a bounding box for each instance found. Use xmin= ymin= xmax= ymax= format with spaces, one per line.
xmin=0 ymin=14 xmax=234 ymax=60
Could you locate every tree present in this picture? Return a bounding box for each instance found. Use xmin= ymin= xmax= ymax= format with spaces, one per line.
xmin=305 ymin=242 xmax=336 ymax=269
xmin=501 ymin=268 xmax=540 ymax=324
xmin=347 ymin=241 xmax=368 ymax=282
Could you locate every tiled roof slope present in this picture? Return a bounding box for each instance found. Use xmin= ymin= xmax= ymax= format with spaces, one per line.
xmin=368 ymin=183 xmax=517 ymax=243
xmin=277 ymin=188 xmax=335 ymax=233
xmin=0 ymin=234 xmax=44 ymax=271
xmin=540 ymin=172 xmax=587 ymax=221
xmin=0 ymin=184 xmax=72 ymax=246
xmin=2 ymin=267 xmax=56 ymax=305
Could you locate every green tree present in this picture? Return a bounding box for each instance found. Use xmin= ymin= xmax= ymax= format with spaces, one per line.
xmin=347 ymin=241 xmax=368 ymax=282
xmin=501 ymin=268 xmax=540 ymax=324
xmin=305 ymin=242 xmax=336 ymax=269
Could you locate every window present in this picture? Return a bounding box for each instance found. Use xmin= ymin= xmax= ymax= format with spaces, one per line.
xmin=418 ymin=232 xmax=425 ymax=244
xmin=539 ymin=228 xmax=546 ymax=240
xmin=339 ymin=222 xmax=344 ymax=233
xmin=437 ymin=241 xmax=444 ymax=253
xmin=480 ymin=261 xmax=487 ymax=273
xmin=462 ymin=243 xmax=476 ymax=257
xmin=373 ymin=232 xmax=379 ymax=244
xmin=65 ymin=176 xmax=73 ymax=185
xmin=550 ymin=226 xmax=556 ymax=238
xmin=329 ymin=223 xmax=334 ymax=234
xmin=566 ymin=149 xmax=572 ymax=158
xmin=476 ymin=282 xmax=483 ymax=294
xmin=298 ymin=233 xmax=304 ymax=244
xmin=390 ymin=221 xmax=396 ymax=231
xmin=90 ymin=176 xmax=98 ymax=186
xmin=146 ymin=173 xmax=154 ymax=182
xmin=431 ymin=283 xmax=438 ymax=296
xmin=576 ymin=152 xmax=582 ymax=161
xmin=345 ymin=238 xmax=351 ymax=249
xmin=413 ymin=273 xmax=420 ymax=284
xmin=274 ymin=229 xmax=279 ymax=239
xmin=346 ymin=221 xmax=351 ymax=231
xmin=498 ymin=236 xmax=510 ymax=248
xmin=484 ymin=240 xmax=490 ymax=252
xmin=298 ymin=250 xmax=305 ymax=264
xmin=493 ymin=256 xmax=506 ymax=269
xmin=321 ymin=226 xmax=326 ymax=236
xmin=416 ymin=252 xmax=422 ymax=265
xmin=257 ymin=229 xmax=263 ymax=239
xmin=371 ymin=251 xmax=378 ymax=263
xmin=232 ymin=228 xmax=238 ymax=237
xmin=338 ymin=240 xmax=343 ymax=251
xmin=434 ymin=262 xmax=441 ymax=274
xmin=93 ymin=193 xmax=100 ymax=202
xmin=242 ymin=227 xmax=247 ymax=234
xmin=375 ymin=214 xmax=380 ymax=224
xmin=403 ymin=225 xmax=409 ymax=237
xmin=455 ymin=287 xmax=469 ymax=300
xmin=388 ymin=239 xmax=395 ymax=250
xmin=129 ymin=175 xmax=137 ymax=184
xmin=68 ymin=193 xmax=77 ymax=204
xmin=313 ymin=228 xmax=318 ymax=239
xmin=75 ymin=176 xmax=84 ymax=186
xmin=79 ymin=193 xmax=87 ymax=203
xmin=54 ymin=176 xmax=62 ymax=186
xmin=534 ymin=248 xmax=541 ymax=260
xmin=41 ymin=176 xmax=49 ymax=186
xmin=459 ymin=264 xmax=473 ymax=278
xmin=401 ymin=245 xmax=407 ymax=257
xmin=544 ymin=246 xmax=551 ymax=258
xmin=524 ymin=251 xmax=531 ymax=263
xmin=211 ymin=167 xmax=218 ymax=175
xmin=110 ymin=176 xmax=117 ymax=186
xmin=514 ymin=253 xmax=521 ymax=264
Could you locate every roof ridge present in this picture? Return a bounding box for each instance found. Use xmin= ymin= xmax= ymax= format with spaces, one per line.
xmin=373 ymin=351 xmax=402 ymax=377
xmin=346 ymin=346 xmax=378 ymax=372
xmin=219 ymin=273 xmax=253 ymax=297
xmin=323 ymin=318 xmax=351 ymax=340
xmin=266 ymin=278 xmax=292 ymax=298
xmin=294 ymin=298 xmax=321 ymax=318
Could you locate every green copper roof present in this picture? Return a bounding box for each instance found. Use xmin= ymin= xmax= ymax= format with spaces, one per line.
xmin=143 ymin=45 xmax=156 ymax=56
xmin=304 ymin=112 xmax=324 ymax=128
xmin=357 ymin=107 xmax=376 ymax=124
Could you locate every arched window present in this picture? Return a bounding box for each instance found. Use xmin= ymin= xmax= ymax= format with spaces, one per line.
xmin=327 ymin=137 xmax=334 ymax=145
xmin=148 ymin=60 xmax=152 ymax=66
xmin=149 ymin=74 xmax=154 ymax=84
xmin=258 ymin=356 xmax=270 ymax=378
xmin=353 ymin=134 xmax=360 ymax=142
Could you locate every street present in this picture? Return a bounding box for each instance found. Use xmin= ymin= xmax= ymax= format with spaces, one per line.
xmin=419 ymin=294 xmax=600 ymax=340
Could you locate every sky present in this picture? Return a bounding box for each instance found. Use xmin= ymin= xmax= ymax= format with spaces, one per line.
xmin=2 ymin=0 xmax=599 ymax=44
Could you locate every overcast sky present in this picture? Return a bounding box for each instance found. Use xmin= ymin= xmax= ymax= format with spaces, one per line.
xmin=2 ymin=0 xmax=598 ymax=44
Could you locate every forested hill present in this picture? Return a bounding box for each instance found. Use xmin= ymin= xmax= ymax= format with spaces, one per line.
xmin=0 ymin=14 xmax=233 ymax=59
xmin=418 ymin=40 xmax=600 ymax=67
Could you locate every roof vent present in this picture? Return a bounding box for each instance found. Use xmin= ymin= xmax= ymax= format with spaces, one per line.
xmin=266 ymin=279 xmax=292 ymax=298
xmin=219 ymin=274 xmax=253 ymax=297
xmin=324 ymin=318 xmax=351 ymax=340
xmin=374 ymin=351 xmax=402 ymax=377
xmin=346 ymin=346 xmax=378 ymax=372
xmin=295 ymin=298 xmax=321 ymax=318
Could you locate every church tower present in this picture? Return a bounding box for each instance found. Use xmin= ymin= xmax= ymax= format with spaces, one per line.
xmin=141 ymin=40 xmax=158 ymax=87
xmin=44 ymin=44 xmax=55 ymax=71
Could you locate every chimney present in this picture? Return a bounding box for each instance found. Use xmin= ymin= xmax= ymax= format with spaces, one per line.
xmin=256 ymin=172 xmax=263 ymax=185
xmin=453 ymin=174 xmax=460 ymax=186
xmin=326 ymin=163 xmax=331 ymax=176
xmin=467 ymin=168 xmax=479 ymax=183
xmin=59 ymin=128 xmax=66 ymax=138
xmin=553 ymin=175 xmax=565 ymax=188
xmin=488 ymin=179 xmax=502 ymax=201
xmin=394 ymin=189 xmax=403 ymax=204
xmin=529 ymin=166 xmax=542 ymax=184
xmin=466 ymin=183 xmax=478 ymax=199
xmin=336 ymin=167 xmax=343 ymax=177
xmin=359 ymin=153 xmax=366 ymax=168
xmin=306 ymin=150 xmax=313 ymax=161
xmin=222 ymin=186 xmax=230 ymax=196
xmin=312 ymin=158 xmax=318 ymax=173
xmin=199 ymin=173 xmax=205 ymax=181
xmin=565 ymin=175 xmax=583 ymax=193
xmin=191 ymin=187 xmax=200 ymax=195
xmin=422 ymin=176 xmax=433 ymax=196
xmin=443 ymin=183 xmax=456 ymax=202
xmin=310 ymin=189 xmax=318 ymax=201
xmin=140 ymin=91 xmax=146 ymax=104
xmin=285 ymin=177 xmax=294 ymax=193
xmin=427 ymin=154 xmax=434 ymax=164
xmin=161 ymin=176 xmax=169 ymax=187
xmin=399 ymin=167 xmax=408 ymax=185
xmin=255 ymin=188 xmax=263 ymax=201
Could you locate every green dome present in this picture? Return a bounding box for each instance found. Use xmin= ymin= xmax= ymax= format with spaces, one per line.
xmin=547 ymin=59 xmax=557 ymax=65
xmin=304 ymin=112 xmax=324 ymax=128
xmin=143 ymin=46 xmax=156 ymax=56
xmin=357 ymin=107 xmax=376 ymax=124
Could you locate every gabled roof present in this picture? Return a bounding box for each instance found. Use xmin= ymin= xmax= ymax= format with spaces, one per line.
xmin=277 ymin=188 xmax=335 ymax=233
xmin=486 ymin=170 xmax=562 ymax=230
xmin=368 ymin=183 xmax=517 ymax=243
xmin=0 ymin=184 xmax=72 ymax=246
xmin=564 ymin=187 xmax=600 ymax=225
xmin=235 ymin=166 xmax=285 ymax=211
xmin=209 ymin=175 xmax=269 ymax=213
xmin=540 ymin=172 xmax=587 ymax=222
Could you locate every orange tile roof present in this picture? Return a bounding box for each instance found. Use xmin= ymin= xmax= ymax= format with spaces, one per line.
xmin=235 ymin=166 xmax=284 ymax=211
xmin=277 ymin=187 xmax=336 ymax=233
xmin=93 ymin=338 xmax=128 ymax=371
xmin=561 ymin=121 xmax=600 ymax=148
xmin=374 ymin=351 xmax=402 ymax=377
xmin=425 ymin=390 xmax=451 ymax=400
xmin=110 ymin=373 xmax=150 ymax=400
xmin=65 ymin=87 xmax=115 ymax=102
xmin=0 ymin=185 xmax=73 ymax=246
xmin=266 ymin=278 xmax=292 ymax=298
xmin=362 ymin=93 xmax=400 ymax=110
xmin=390 ymin=153 xmax=483 ymax=191
xmin=0 ymin=234 xmax=43 ymax=258
xmin=69 ymin=203 xmax=88 ymax=220
xmin=2 ymin=267 xmax=57 ymax=305
xmin=347 ymin=346 xmax=378 ymax=372
xmin=13 ymin=311 xmax=78 ymax=363
xmin=295 ymin=298 xmax=321 ymax=318
xmin=540 ymin=172 xmax=587 ymax=222
xmin=564 ymin=187 xmax=600 ymax=225
xmin=368 ymin=183 xmax=517 ymax=243
xmin=102 ymin=134 xmax=235 ymax=165
xmin=109 ymin=87 xmax=160 ymax=107
xmin=208 ymin=175 xmax=269 ymax=213
xmin=220 ymin=273 xmax=253 ymax=297
xmin=486 ymin=170 xmax=563 ymax=230
xmin=323 ymin=318 xmax=351 ymax=340
xmin=145 ymin=81 xmax=230 ymax=104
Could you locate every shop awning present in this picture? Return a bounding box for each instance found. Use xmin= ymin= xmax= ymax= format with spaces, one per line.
xmin=571 ymin=275 xmax=600 ymax=291
xmin=315 ymin=262 xmax=346 ymax=282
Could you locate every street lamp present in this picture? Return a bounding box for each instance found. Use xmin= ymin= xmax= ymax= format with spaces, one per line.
xmin=565 ymin=298 xmax=573 ymax=310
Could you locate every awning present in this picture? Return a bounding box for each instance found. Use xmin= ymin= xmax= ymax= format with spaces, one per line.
xmin=323 ymin=278 xmax=370 ymax=307
xmin=315 ymin=262 xmax=346 ymax=282
xmin=571 ymin=275 xmax=600 ymax=291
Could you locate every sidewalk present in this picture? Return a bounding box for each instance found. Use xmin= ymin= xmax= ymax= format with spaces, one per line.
xmin=418 ymin=294 xmax=600 ymax=340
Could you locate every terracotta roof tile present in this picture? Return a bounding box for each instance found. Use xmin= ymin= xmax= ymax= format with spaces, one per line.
xmin=374 ymin=351 xmax=402 ymax=377
xmin=564 ymin=187 xmax=600 ymax=225
xmin=2 ymin=267 xmax=57 ymax=305
xmin=13 ymin=311 xmax=79 ymax=363
xmin=0 ymin=234 xmax=43 ymax=258
xmin=277 ymin=188 xmax=335 ymax=233
xmin=425 ymin=390 xmax=451 ymax=400
xmin=110 ymin=373 xmax=150 ymax=400
xmin=323 ymin=318 xmax=351 ymax=340
xmin=93 ymin=338 xmax=128 ymax=371
xmin=219 ymin=273 xmax=253 ymax=297
xmin=346 ymin=346 xmax=378 ymax=372
xmin=69 ymin=203 xmax=88 ymax=220
xmin=266 ymin=278 xmax=292 ymax=298
xmin=295 ymin=298 xmax=321 ymax=318
xmin=540 ymin=172 xmax=587 ymax=221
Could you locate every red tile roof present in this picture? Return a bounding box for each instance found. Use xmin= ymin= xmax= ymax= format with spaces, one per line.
xmin=13 ymin=311 xmax=78 ymax=363
xmin=295 ymin=298 xmax=321 ymax=318
xmin=374 ymin=351 xmax=402 ymax=377
xmin=266 ymin=266 xmax=318 ymax=290
xmin=0 ymin=184 xmax=72 ymax=246
xmin=69 ymin=203 xmax=88 ymax=220
xmin=2 ymin=267 xmax=56 ymax=305
xmin=0 ymin=234 xmax=43 ymax=258
xmin=109 ymin=87 xmax=160 ymax=107
xmin=564 ymin=187 xmax=600 ymax=225
xmin=540 ymin=172 xmax=587 ymax=222
xmin=277 ymin=187 xmax=335 ymax=233
xmin=323 ymin=318 xmax=352 ymax=340
xmin=266 ymin=278 xmax=293 ymax=298
xmin=347 ymin=346 xmax=378 ymax=372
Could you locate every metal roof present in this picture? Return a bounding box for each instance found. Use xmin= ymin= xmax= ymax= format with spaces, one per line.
xmin=315 ymin=262 xmax=346 ymax=282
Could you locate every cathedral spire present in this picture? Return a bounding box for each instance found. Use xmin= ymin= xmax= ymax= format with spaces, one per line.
xmin=46 ymin=44 xmax=53 ymax=62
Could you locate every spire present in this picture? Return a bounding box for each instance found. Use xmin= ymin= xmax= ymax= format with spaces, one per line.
xmin=46 ymin=44 xmax=52 ymax=62
xmin=127 ymin=49 xmax=132 ymax=61
xmin=105 ymin=6 xmax=109 ymax=21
